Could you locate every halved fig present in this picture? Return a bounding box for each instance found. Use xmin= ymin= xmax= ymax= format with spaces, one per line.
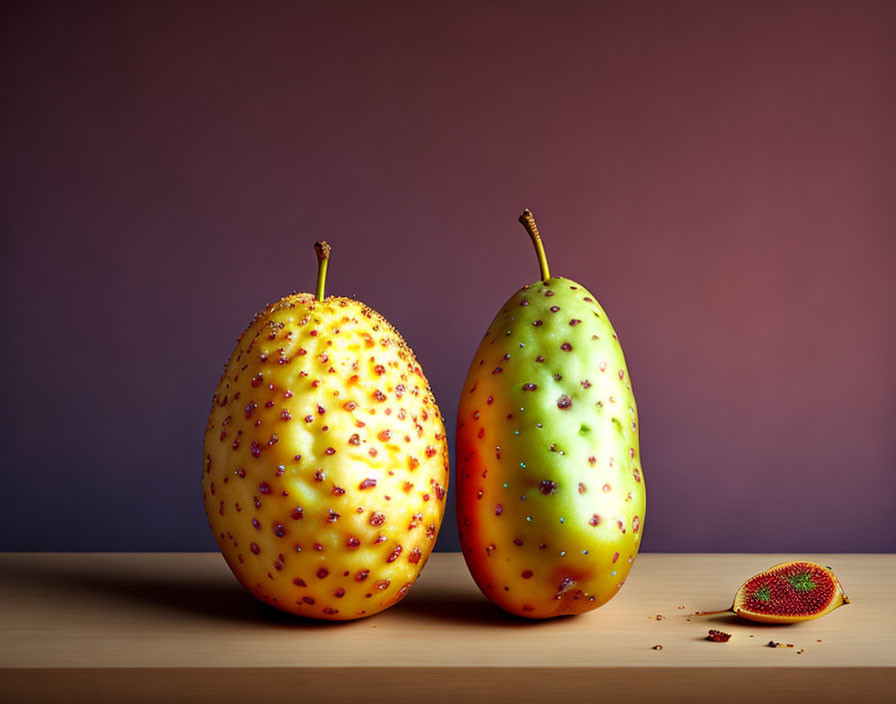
xmin=700 ymin=561 xmax=849 ymax=624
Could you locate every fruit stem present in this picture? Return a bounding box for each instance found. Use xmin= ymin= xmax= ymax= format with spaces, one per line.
xmin=314 ymin=241 xmax=331 ymax=302
xmin=519 ymin=209 xmax=551 ymax=283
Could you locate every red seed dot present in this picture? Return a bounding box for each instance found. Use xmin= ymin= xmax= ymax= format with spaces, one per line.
xmin=557 ymin=395 xmax=572 ymax=410
xmin=522 ymin=570 xmax=534 ymax=579
xmin=317 ymin=568 xmax=329 ymax=579
xmin=589 ymin=515 xmax=601 ymax=527
xmin=249 ymin=542 xmax=260 ymax=554
xmin=273 ymin=523 xmax=285 ymax=537
xmin=495 ymin=504 xmax=503 ymax=516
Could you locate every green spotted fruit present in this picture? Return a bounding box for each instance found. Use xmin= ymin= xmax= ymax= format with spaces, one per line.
xmin=456 ymin=210 xmax=645 ymax=618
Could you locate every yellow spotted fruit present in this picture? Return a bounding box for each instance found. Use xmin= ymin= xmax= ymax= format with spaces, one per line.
xmin=700 ymin=561 xmax=850 ymax=624
xmin=456 ymin=210 xmax=645 ymax=618
xmin=202 ymin=242 xmax=449 ymax=620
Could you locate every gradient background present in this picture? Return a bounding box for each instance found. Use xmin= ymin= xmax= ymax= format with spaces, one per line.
xmin=2 ymin=1 xmax=894 ymax=553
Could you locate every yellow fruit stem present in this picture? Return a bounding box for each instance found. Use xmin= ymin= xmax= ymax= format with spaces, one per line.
xmin=518 ymin=209 xmax=551 ymax=283
xmin=314 ymin=241 xmax=331 ymax=302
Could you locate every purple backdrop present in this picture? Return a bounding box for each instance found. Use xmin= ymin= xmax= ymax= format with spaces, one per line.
xmin=2 ymin=1 xmax=894 ymax=552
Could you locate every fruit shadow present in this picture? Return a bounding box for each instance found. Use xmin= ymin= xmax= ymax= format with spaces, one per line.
xmin=8 ymin=561 xmax=567 ymax=628
xmin=695 ymin=612 xmax=789 ymax=628
xmin=693 ymin=613 xmax=741 ymax=626
xmin=6 ymin=560 xmax=342 ymax=629
xmin=395 ymin=587 xmax=562 ymax=628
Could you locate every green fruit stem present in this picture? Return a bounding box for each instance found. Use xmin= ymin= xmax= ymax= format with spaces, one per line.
xmin=519 ymin=209 xmax=551 ymax=283
xmin=314 ymin=241 xmax=331 ymax=301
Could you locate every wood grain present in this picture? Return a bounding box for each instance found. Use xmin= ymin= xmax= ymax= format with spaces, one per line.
xmin=1 ymin=553 xmax=893 ymax=702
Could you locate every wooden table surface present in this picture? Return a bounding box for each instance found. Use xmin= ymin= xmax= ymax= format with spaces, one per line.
xmin=1 ymin=553 xmax=893 ymax=703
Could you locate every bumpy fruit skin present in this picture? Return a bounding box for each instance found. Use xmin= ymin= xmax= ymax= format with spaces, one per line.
xmin=203 ymin=293 xmax=449 ymax=620
xmin=731 ymin=561 xmax=849 ymax=623
xmin=457 ymin=276 xmax=644 ymax=618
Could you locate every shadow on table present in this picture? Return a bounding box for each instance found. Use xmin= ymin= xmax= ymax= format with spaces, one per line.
xmin=5 ymin=559 xmax=341 ymax=629
xmin=396 ymin=588 xmax=573 ymax=628
xmin=694 ymin=611 xmax=794 ymax=628
xmin=6 ymin=558 xmax=552 ymax=628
